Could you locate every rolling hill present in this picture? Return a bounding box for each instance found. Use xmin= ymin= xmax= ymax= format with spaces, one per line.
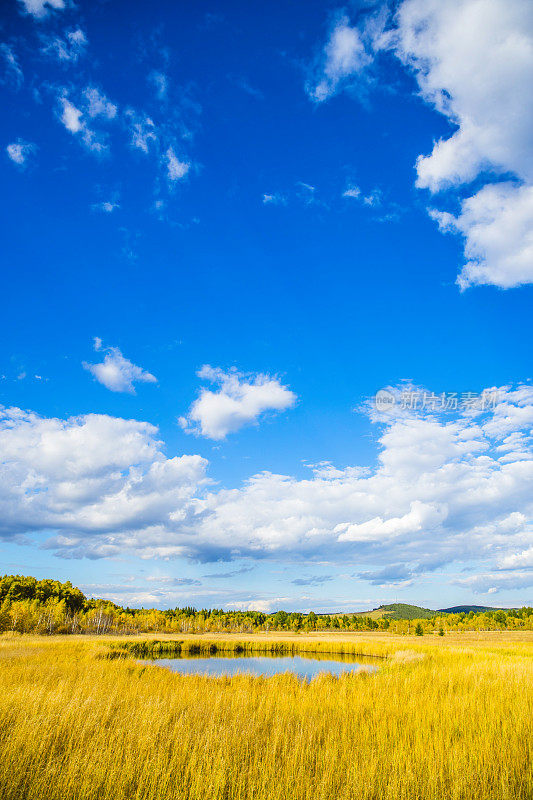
xmin=355 ymin=603 xmax=435 ymax=621
xmin=437 ymin=605 xmax=509 ymax=614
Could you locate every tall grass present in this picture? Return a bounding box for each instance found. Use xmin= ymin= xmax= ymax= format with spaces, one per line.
xmin=0 ymin=634 xmax=531 ymax=800
xmin=108 ymin=636 xmax=395 ymax=659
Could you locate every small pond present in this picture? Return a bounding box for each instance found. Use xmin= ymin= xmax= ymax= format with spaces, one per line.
xmin=139 ymin=652 xmax=380 ymax=680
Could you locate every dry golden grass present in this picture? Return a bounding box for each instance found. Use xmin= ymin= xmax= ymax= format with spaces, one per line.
xmin=0 ymin=632 xmax=532 ymax=800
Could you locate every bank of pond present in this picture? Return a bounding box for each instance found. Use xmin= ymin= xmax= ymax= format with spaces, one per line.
xmin=107 ymin=639 xmax=386 ymax=680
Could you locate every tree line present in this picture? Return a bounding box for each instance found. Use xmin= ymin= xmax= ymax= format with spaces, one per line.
xmin=1 ymin=574 xmax=532 ymax=635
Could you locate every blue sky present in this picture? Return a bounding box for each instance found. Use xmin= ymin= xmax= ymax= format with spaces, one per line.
xmin=1 ymin=0 xmax=532 ymax=612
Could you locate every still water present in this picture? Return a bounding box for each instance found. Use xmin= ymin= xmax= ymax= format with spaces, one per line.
xmin=139 ymin=652 xmax=379 ymax=680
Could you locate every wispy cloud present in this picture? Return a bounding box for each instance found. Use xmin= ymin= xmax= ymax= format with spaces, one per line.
xmin=262 ymin=193 xmax=287 ymax=205
xmin=56 ymin=87 xmax=118 ymax=154
xmin=6 ymin=140 xmax=36 ymax=167
xmin=17 ymin=0 xmax=65 ymax=20
xmin=0 ymin=44 xmax=23 ymax=89
xmin=306 ymin=14 xmax=373 ymax=103
xmin=202 ymin=566 xmax=255 ymax=580
xmin=292 ymin=575 xmax=333 ymax=586
xmin=41 ymin=29 xmax=88 ymax=63
xmin=165 ymin=147 xmax=190 ymax=182
xmin=91 ymin=200 xmax=120 ymax=213
xmin=148 ymin=70 xmax=168 ymax=101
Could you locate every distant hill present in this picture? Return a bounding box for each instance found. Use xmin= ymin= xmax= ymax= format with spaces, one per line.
xmin=356 ymin=603 xmax=435 ymax=621
xmin=438 ymin=605 xmax=508 ymax=614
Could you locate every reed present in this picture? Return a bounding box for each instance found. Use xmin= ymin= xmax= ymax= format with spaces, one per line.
xmin=0 ymin=633 xmax=531 ymax=800
xmin=108 ymin=636 xmax=395 ymax=659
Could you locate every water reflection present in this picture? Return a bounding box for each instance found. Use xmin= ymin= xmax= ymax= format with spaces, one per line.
xmin=139 ymin=652 xmax=379 ymax=680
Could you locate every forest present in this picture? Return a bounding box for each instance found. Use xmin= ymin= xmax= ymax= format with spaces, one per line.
xmin=2 ymin=574 xmax=532 ymax=635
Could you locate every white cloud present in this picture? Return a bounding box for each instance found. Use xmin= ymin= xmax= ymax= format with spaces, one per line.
xmin=227 ymin=598 xmax=292 ymax=613
xmin=165 ymin=147 xmax=190 ymax=181
xmin=430 ymin=182 xmax=533 ymax=289
xmin=0 ymin=407 xmax=207 ymax=551
xmin=391 ymin=0 xmax=533 ymax=288
xmin=0 ymin=383 xmax=531 ymax=579
xmin=83 ymin=87 xmax=117 ymax=120
xmin=309 ymin=0 xmax=533 ymax=288
xmin=6 ymin=140 xmax=35 ymax=167
xmin=126 ymin=111 xmax=157 ymax=153
xmin=307 ymin=15 xmax=372 ymax=102
xmin=499 ymin=546 xmax=533 ymax=569
xmin=262 ymin=193 xmax=286 ymax=205
xmin=57 ymin=88 xmax=117 ymax=154
xmin=17 ymin=0 xmax=65 ymax=19
xmin=453 ymin=571 xmax=533 ymax=594
xmin=42 ymin=29 xmax=88 ymax=62
xmin=336 ymin=500 xmax=447 ymax=543
xmin=0 ymin=44 xmax=23 ymax=89
xmin=83 ymin=339 xmax=157 ymax=394
xmin=392 ymin=0 xmax=533 ymax=192
xmin=91 ymin=200 xmax=119 ymax=213
xmin=342 ymin=184 xmax=383 ymax=207
xmin=149 ymin=71 xmax=168 ymax=101
xmin=60 ymin=96 xmax=83 ymax=133
xmin=262 ymin=184 xmax=319 ymax=207
xmin=342 ymin=185 xmax=361 ymax=199
xmin=179 ymin=365 xmax=297 ymax=440
xmin=188 ymin=389 xmax=532 ymax=573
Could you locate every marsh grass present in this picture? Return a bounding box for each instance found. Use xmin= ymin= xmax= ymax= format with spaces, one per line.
xmin=107 ymin=637 xmax=394 ymax=659
xmin=0 ymin=634 xmax=531 ymax=800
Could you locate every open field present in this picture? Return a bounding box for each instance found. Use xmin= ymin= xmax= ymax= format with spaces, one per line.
xmin=0 ymin=632 xmax=532 ymax=800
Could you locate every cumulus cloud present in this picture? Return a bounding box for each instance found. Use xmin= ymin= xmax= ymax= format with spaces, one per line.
xmin=179 ymin=365 xmax=297 ymax=440
xmin=227 ymin=597 xmax=293 ymax=613
xmin=0 ymin=407 xmax=208 ymax=554
xmin=430 ymin=182 xmax=533 ymax=289
xmin=0 ymin=384 xmax=531 ymax=581
xmin=391 ymin=0 xmax=533 ymax=193
xmin=83 ymin=338 xmax=157 ymax=394
xmin=391 ymin=0 xmax=533 ymax=288
xmin=336 ymin=500 xmax=447 ymax=543
xmin=6 ymin=140 xmax=35 ymax=167
xmin=17 ymin=0 xmax=65 ymax=19
xmin=185 ymin=384 xmax=533 ymax=573
xmin=309 ymin=0 xmax=533 ymax=288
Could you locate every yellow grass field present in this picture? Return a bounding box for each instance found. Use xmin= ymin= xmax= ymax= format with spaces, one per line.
xmin=0 ymin=632 xmax=532 ymax=800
